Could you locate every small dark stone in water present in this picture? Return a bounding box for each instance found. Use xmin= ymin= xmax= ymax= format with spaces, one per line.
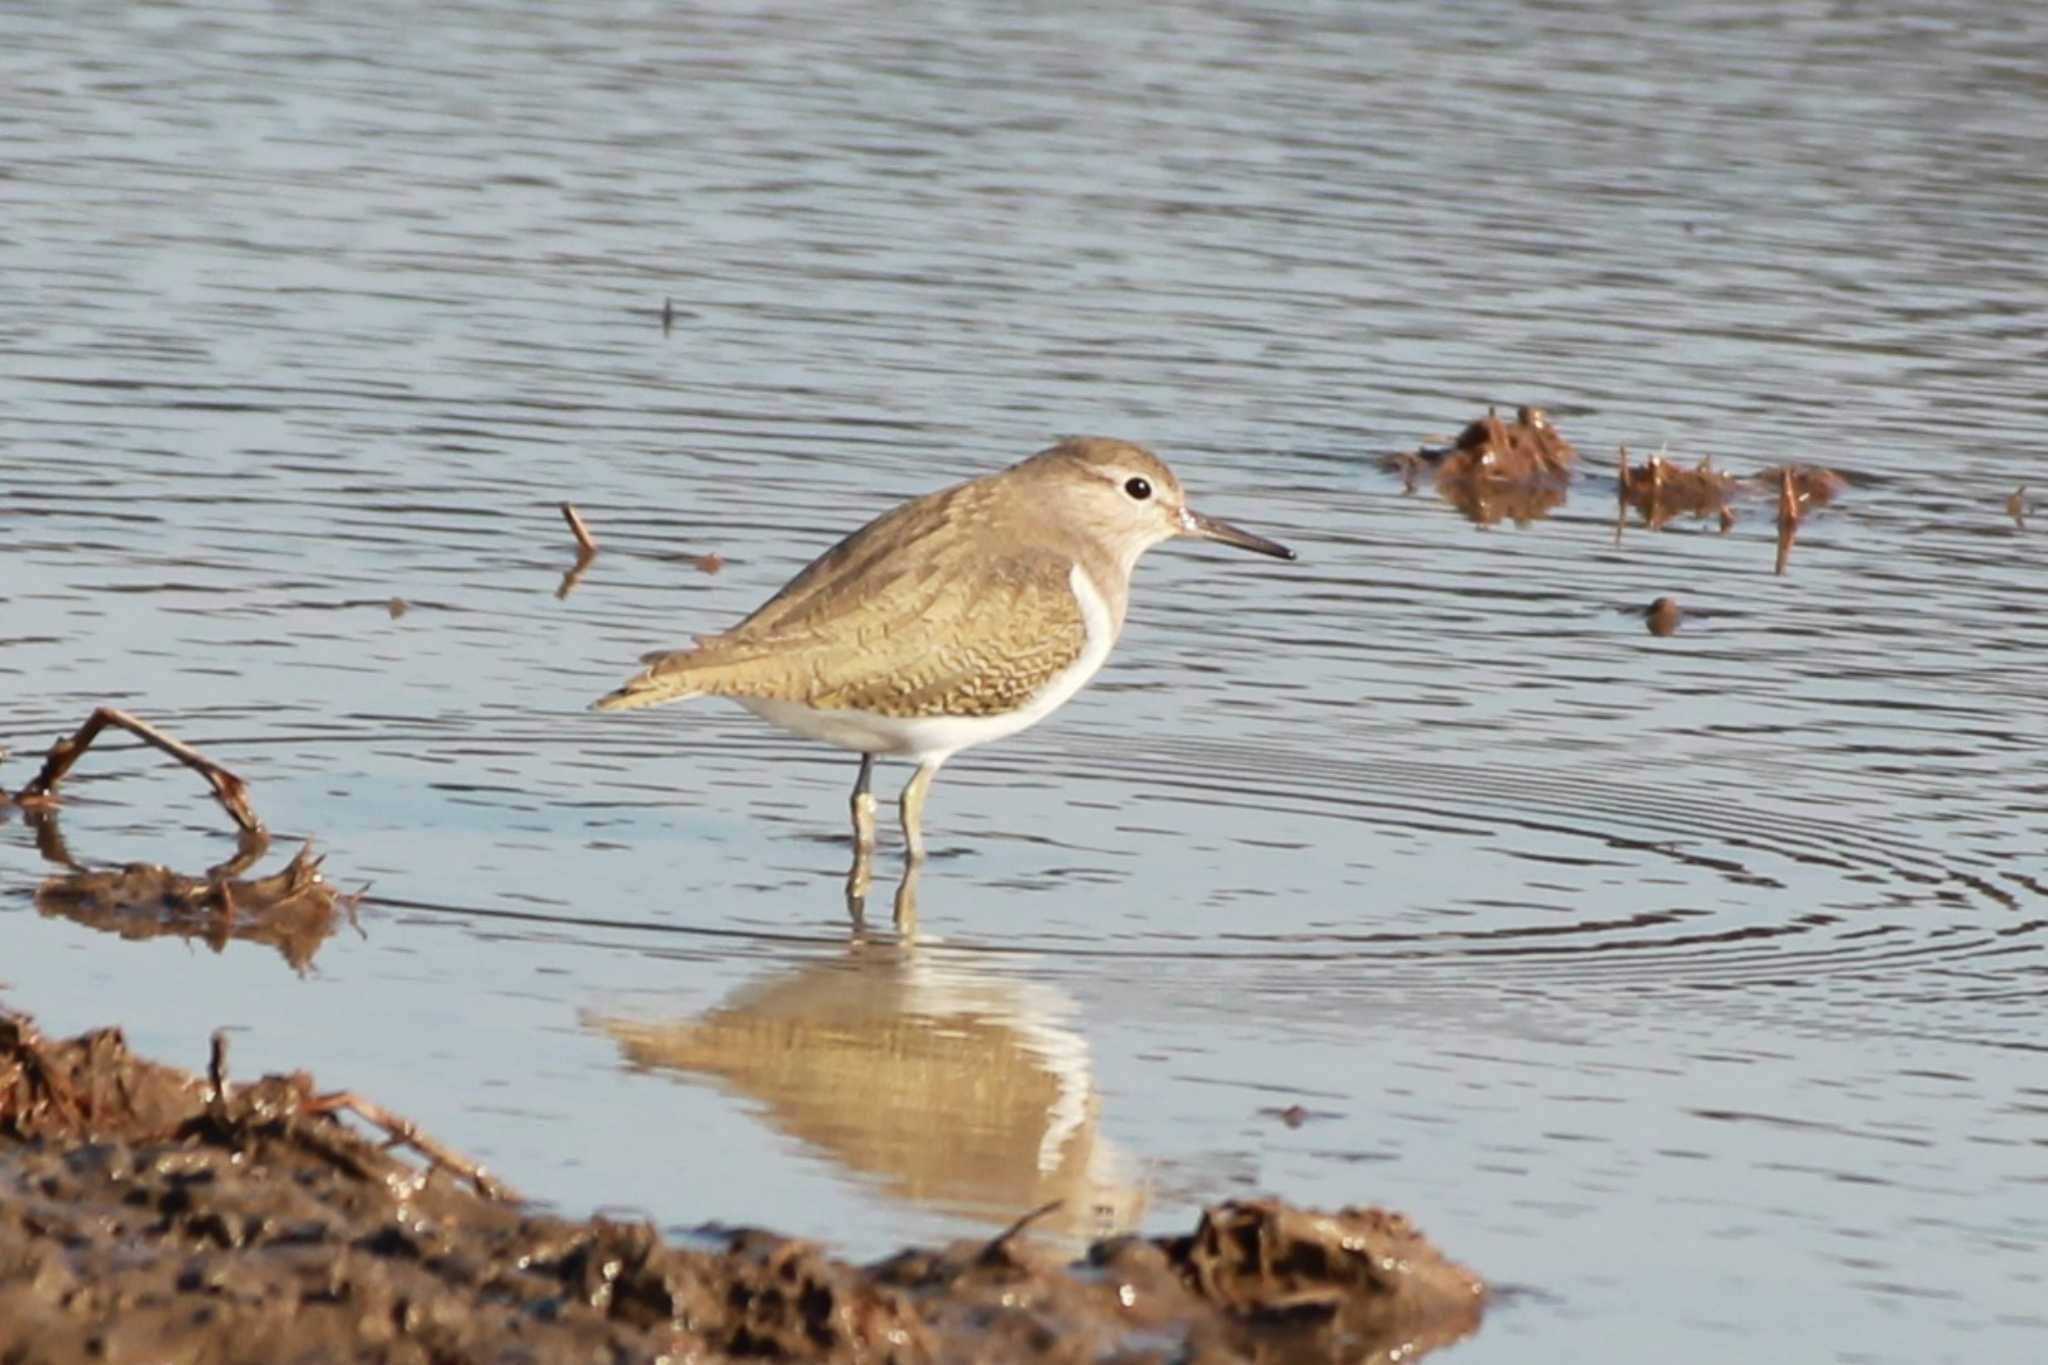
xmin=1646 ymin=597 xmax=1682 ymax=636
xmin=1257 ymin=1103 xmax=1343 ymax=1128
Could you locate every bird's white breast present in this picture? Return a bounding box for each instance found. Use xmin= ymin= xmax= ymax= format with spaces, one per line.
xmin=737 ymin=562 xmax=1118 ymax=765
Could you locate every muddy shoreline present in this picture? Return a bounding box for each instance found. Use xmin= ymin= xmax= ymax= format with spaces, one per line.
xmin=0 ymin=1012 xmax=1484 ymax=1363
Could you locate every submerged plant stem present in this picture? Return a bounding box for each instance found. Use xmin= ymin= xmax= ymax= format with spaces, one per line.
xmin=11 ymin=706 xmax=263 ymax=834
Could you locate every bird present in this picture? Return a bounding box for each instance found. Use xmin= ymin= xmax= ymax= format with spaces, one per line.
xmin=593 ymin=437 xmax=1295 ymax=865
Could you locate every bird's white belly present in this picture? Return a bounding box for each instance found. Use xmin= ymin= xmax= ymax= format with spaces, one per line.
xmin=735 ymin=563 xmax=1117 ymax=765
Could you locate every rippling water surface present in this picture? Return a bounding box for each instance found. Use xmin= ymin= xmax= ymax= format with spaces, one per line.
xmin=4 ymin=2 xmax=2045 ymax=1361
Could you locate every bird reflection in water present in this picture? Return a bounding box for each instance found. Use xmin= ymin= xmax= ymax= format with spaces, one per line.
xmin=588 ymin=898 xmax=1145 ymax=1251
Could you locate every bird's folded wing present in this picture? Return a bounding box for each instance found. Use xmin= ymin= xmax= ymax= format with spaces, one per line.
xmin=612 ymin=549 xmax=1090 ymax=718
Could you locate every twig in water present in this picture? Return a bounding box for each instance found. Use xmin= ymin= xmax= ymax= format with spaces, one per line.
xmin=308 ymin=1089 xmax=521 ymax=1202
xmin=11 ymin=707 xmax=263 ymax=834
xmin=1614 ymin=445 xmax=1629 ymax=545
xmin=556 ymin=557 xmax=596 ymax=600
xmin=560 ymin=502 xmax=598 ymax=554
xmin=208 ymin=1029 xmax=231 ymax=1108
xmin=1775 ymin=466 xmax=1800 ymax=576
xmin=978 ymin=1199 xmax=1064 ymax=1265
xmin=557 ymin=503 xmax=600 ymax=600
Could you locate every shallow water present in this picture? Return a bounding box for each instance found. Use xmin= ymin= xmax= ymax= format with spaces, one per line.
xmin=4 ymin=1 xmax=2046 ymax=1360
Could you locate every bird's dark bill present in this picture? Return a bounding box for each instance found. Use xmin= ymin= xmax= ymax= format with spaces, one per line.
xmin=1183 ymin=509 xmax=1296 ymax=561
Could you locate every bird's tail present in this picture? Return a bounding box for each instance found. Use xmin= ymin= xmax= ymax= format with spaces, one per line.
xmin=591 ymin=650 xmax=708 ymax=712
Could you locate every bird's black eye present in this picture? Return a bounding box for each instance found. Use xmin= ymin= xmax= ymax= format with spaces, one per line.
xmin=1124 ymin=476 xmax=1152 ymax=500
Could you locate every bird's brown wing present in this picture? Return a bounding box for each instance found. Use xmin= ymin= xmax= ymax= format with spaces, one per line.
xmin=594 ymin=524 xmax=1092 ymax=718
xmin=720 ymin=478 xmax=984 ymax=640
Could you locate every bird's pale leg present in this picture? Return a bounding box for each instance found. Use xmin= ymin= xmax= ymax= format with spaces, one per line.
xmin=900 ymin=760 xmax=940 ymax=864
xmin=850 ymin=753 xmax=878 ymax=857
xmin=846 ymin=753 xmax=878 ymax=914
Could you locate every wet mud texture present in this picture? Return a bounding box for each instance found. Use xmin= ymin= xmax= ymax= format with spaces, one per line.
xmin=0 ymin=1014 xmax=1485 ymax=1364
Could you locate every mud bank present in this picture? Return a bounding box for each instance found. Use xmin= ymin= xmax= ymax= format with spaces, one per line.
xmin=0 ymin=1013 xmax=1485 ymax=1363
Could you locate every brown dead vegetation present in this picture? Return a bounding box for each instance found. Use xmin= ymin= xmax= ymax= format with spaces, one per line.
xmin=8 ymin=707 xmax=262 ymax=833
xmin=0 ymin=1014 xmax=1486 ymax=1364
xmin=4 ymin=713 xmax=358 ymax=972
xmin=30 ymin=820 xmax=356 ymax=973
xmin=1389 ymin=405 xmax=1577 ymax=527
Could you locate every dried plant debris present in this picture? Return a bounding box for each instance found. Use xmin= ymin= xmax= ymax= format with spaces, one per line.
xmin=878 ymin=1199 xmax=1485 ymax=1364
xmin=1616 ymin=453 xmax=1845 ymax=532
xmin=556 ymin=501 xmax=601 ymax=600
xmin=0 ymin=1013 xmax=1486 ymax=1365
xmin=1424 ymin=406 xmax=1579 ymax=481
xmin=1760 ymin=464 xmax=1846 ymax=511
xmin=30 ymin=821 xmax=358 ymax=973
xmin=561 ymin=501 xmax=599 ymax=554
xmin=1389 ymin=405 xmax=1577 ymax=527
xmin=1171 ymin=1200 xmax=1484 ymax=1339
xmin=7 ymin=706 xmax=262 ymax=834
xmin=1616 ymin=447 xmax=1742 ymax=533
xmin=1764 ymin=465 xmax=1851 ymax=573
xmin=1774 ymin=466 xmax=1804 ymax=576
xmin=554 ymin=504 xmax=723 ymax=594
xmin=1614 ymin=449 xmax=1847 ymax=575
xmin=1438 ymin=469 xmax=1568 ymax=528
xmin=0 ymin=1015 xmax=513 ymax=1197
